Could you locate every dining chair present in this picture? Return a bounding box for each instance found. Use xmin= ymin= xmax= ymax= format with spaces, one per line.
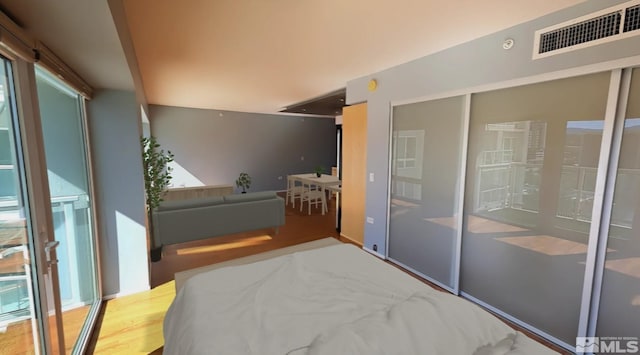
xmin=285 ymin=175 xmax=305 ymax=208
xmin=327 ymin=185 xmax=341 ymax=199
xmin=299 ymin=181 xmax=326 ymax=215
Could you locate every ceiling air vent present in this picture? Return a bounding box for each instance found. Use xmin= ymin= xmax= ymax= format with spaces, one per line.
xmin=533 ymin=0 xmax=640 ymax=59
xmin=625 ymin=4 xmax=640 ymax=32
xmin=538 ymin=12 xmax=621 ymax=54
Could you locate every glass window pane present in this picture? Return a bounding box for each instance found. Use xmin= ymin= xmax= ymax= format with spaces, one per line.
xmin=596 ymin=68 xmax=640 ymax=338
xmin=389 ymin=95 xmax=465 ymax=289
xmin=462 ymin=71 xmax=611 ymax=345
xmin=36 ymin=67 xmax=99 ymax=354
xmin=0 ymin=57 xmax=41 ymax=354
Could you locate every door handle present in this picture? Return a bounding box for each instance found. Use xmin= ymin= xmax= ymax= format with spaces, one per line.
xmin=44 ymin=240 xmax=60 ymax=266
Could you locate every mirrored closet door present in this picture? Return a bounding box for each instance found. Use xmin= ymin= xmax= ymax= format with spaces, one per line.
xmin=388 ymin=95 xmax=467 ymax=291
xmin=595 ymin=67 xmax=640 ymax=339
xmin=460 ymin=71 xmax=612 ymax=346
xmin=386 ymin=67 xmax=640 ymax=351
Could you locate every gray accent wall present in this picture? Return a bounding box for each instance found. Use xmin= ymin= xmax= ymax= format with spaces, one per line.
xmin=345 ymin=0 xmax=640 ymax=255
xmin=87 ymin=89 xmax=149 ymax=297
xmin=150 ymin=105 xmax=337 ymax=192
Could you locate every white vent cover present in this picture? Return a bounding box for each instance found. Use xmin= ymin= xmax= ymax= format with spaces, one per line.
xmin=533 ymin=0 xmax=640 ymax=59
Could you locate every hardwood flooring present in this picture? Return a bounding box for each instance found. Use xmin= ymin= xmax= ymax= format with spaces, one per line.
xmin=0 ymin=304 xmax=91 ymax=354
xmin=87 ymin=281 xmax=174 ymax=354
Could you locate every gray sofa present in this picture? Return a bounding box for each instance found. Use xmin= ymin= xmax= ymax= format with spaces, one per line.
xmin=152 ymin=191 xmax=285 ymax=247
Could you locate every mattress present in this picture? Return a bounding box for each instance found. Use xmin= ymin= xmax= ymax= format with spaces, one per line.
xmin=164 ymin=243 xmax=558 ymax=354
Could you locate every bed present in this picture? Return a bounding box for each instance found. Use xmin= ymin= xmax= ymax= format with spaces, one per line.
xmin=164 ymin=238 xmax=558 ymax=354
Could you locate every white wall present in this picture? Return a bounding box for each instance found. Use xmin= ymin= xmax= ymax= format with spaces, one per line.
xmin=346 ymin=0 xmax=640 ymax=255
xmin=87 ymin=89 xmax=149 ymax=297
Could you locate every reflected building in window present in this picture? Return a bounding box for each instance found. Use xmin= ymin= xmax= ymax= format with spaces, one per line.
xmin=609 ymin=118 xmax=640 ymax=240
xmin=474 ymin=120 xmax=547 ymax=222
xmin=391 ymin=129 xmax=424 ymax=201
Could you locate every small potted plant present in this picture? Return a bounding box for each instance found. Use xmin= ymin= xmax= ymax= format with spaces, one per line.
xmin=236 ymin=172 xmax=252 ymax=193
xmin=314 ymin=166 xmax=324 ymax=178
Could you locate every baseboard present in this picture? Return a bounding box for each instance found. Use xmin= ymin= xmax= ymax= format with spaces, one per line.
xmin=102 ymin=286 xmax=150 ymax=300
xmin=338 ymin=233 xmax=363 ymax=247
xmin=363 ymin=247 xmax=386 ymax=260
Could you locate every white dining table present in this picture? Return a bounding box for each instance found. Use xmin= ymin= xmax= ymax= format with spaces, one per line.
xmin=290 ymin=173 xmax=341 ymax=215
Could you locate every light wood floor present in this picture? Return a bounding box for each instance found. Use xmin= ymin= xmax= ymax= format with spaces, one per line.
xmin=88 ymin=281 xmax=174 ymax=354
xmin=0 ymin=304 xmax=90 ymax=354
xmin=87 ymin=193 xmax=340 ymax=354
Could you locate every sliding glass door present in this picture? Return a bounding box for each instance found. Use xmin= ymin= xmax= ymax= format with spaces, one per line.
xmin=0 ymin=42 xmax=100 ymax=355
xmin=35 ymin=67 xmax=100 ymax=354
xmin=0 ymin=53 xmax=82 ymax=354
xmin=0 ymin=54 xmax=47 ymax=354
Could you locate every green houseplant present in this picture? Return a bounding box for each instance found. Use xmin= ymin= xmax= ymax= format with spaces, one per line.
xmin=235 ymin=172 xmax=251 ymax=193
xmin=314 ymin=166 xmax=324 ymax=178
xmin=141 ymin=136 xmax=174 ymax=262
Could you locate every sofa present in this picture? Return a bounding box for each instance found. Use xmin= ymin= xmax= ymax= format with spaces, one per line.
xmin=152 ymin=191 xmax=285 ymax=247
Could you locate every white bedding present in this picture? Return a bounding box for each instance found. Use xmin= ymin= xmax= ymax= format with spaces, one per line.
xmin=164 ymin=244 xmax=557 ymax=355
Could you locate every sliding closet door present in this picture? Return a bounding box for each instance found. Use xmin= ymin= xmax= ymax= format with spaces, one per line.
xmin=461 ymin=72 xmax=611 ymax=345
xmin=596 ymin=68 xmax=640 ymax=338
xmin=388 ymin=96 xmax=466 ymax=290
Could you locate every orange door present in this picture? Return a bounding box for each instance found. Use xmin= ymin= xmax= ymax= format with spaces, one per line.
xmin=341 ymin=103 xmax=367 ymax=244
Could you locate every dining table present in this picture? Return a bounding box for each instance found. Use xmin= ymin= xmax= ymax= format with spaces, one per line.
xmin=289 ymin=173 xmax=341 ymax=215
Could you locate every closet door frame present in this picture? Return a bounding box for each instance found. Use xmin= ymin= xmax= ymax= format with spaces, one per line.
xmin=583 ymin=67 xmax=634 ymax=338
xmin=385 ymin=94 xmax=470 ymax=294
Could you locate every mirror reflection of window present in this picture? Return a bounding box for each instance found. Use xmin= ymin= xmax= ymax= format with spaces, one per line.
xmin=389 ymin=95 xmax=466 ymax=290
xmin=474 ymin=120 xmax=546 ymax=226
xmin=556 ymin=120 xmax=603 ymax=234
xmin=463 ymin=71 xmax=611 ymax=345
xmin=392 ymin=130 xmax=424 ymax=200
xmin=609 ymin=118 xmax=640 ymax=237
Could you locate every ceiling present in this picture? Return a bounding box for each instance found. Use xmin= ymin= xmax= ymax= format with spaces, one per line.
xmin=0 ymin=0 xmax=134 ymax=91
xmin=280 ymin=89 xmax=345 ymax=116
xmin=0 ymin=0 xmax=586 ymax=115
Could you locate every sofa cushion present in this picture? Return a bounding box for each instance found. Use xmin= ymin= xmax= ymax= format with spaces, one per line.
xmin=224 ymin=191 xmax=277 ymax=203
xmin=157 ymin=196 xmax=225 ymax=212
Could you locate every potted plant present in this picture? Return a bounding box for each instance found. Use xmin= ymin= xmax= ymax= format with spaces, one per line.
xmin=314 ymin=166 xmax=324 ymax=178
xmin=236 ymin=172 xmax=252 ymax=193
xmin=141 ymin=136 xmax=174 ymax=262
